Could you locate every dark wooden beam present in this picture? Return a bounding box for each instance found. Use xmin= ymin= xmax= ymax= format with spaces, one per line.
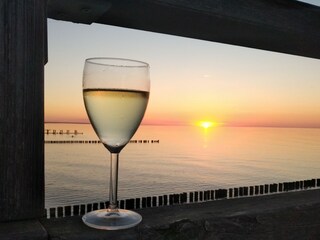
xmin=0 ymin=0 xmax=47 ymax=221
xmin=47 ymin=0 xmax=320 ymax=59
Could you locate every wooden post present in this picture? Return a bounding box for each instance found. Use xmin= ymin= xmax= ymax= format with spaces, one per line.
xmin=125 ymin=199 xmax=134 ymax=210
xmin=142 ymin=197 xmax=147 ymax=208
xmin=210 ymin=190 xmax=214 ymax=200
xmin=194 ymin=192 xmax=198 ymax=202
xmin=229 ymin=188 xmax=233 ymax=198
xmin=173 ymin=194 xmax=180 ymax=204
xmin=181 ymin=192 xmax=187 ymax=203
xmin=92 ymin=203 xmax=98 ymax=210
xmin=120 ymin=200 xmax=125 ymax=209
xmin=135 ymin=198 xmax=141 ymax=209
xmin=80 ymin=204 xmax=86 ymax=215
xmin=203 ymin=191 xmax=207 ymax=201
xmin=169 ymin=194 xmax=174 ymax=205
xmin=152 ymin=196 xmax=157 ymax=207
xmin=57 ymin=207 xmax=63 ymax=218
xmin=255 ymin=186 xmax=259 ymax=195
xmin=64 ymin=206 xmax=71 ymax=217
xmin=200 ymin=191 xmax=204 ymax=201
xmin=239 ymin=187 xmax=244 ymax=196
xmin=259 ymin=185 xmax=264 ymax=194
xmin=249 ymin=186 xmax=254 ymax=196
xmin=73 ymin=205 xmax=80 ymax=216
xmin=158 ymin=196 xmax=163 ymax=206
xmin=0 ymin=0 xmax=47 ymax=221
xmin=49 ymin=208 xmax=56 ymax=219
xmin=99 ymin=202 xmax=105 ymax=209
xmin=189 ymin=192 xmax=194 ymax=203
xmin=279 ymin=183 xmax=283 ymax=192
xmin=234 ymin=188 xmax=239 ymax=197
xmin=87 ymin=204 xmax=92 ymax=212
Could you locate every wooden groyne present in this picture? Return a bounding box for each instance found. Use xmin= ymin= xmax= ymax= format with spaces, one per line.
xmin=44 ymin=139 xmax=160 ymax=144
xmin=45 ymin=129 xmax=83 ymax=135
xmin=45 ymin=178 xmax=320 ymax=219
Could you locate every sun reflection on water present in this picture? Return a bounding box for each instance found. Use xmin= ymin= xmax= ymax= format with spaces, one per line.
xmin=196 ymin=121 xmax=220 ymax=148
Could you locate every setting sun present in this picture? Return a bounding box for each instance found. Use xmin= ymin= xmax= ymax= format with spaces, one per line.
xmin=198 ymin=121 xmax=215 ymax=129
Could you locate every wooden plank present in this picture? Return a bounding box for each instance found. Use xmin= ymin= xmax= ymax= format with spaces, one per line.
xmin=48 ymin=0 xmax=320 ymax=59
xmin=0 ymin=0 xmax=46 ymax=221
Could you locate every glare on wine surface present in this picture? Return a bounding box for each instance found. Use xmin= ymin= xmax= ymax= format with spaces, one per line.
xmin=83 ymin=88 xmax=149 ymax=153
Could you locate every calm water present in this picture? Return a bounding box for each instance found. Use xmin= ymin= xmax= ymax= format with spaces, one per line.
xmin=45 ymin=123 xmax=320 ymax=208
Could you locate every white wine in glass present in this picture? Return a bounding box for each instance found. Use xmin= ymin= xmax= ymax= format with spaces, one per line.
xmin=82 ymin=58 xmax=150 ymax=230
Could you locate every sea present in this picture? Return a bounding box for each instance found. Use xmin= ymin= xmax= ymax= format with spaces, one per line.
xmin=45 ymin=123 xmax=320 ymax=208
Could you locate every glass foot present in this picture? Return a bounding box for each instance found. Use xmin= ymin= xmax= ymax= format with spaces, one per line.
xmin=82 ymin=209 xmax=142 ymax=230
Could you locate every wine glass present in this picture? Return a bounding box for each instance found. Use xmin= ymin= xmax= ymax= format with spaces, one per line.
xmin=82 ymin=57 xmax=150 ymax=230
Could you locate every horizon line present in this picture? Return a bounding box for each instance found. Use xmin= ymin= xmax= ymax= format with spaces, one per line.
xmin=44 ymin=121 xmax=320 ymax=129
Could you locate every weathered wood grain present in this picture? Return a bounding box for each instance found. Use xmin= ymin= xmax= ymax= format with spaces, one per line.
xmin=0 ymin=0 xmax=47 ymax=221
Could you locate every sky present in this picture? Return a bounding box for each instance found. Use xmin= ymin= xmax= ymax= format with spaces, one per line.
xmin=298 ymin=0 xmax=320 ymax=7
xmin=45 ymin=15 xmax=320 ymax=128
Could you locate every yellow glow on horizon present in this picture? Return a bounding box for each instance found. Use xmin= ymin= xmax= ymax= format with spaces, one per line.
xmin=198 ymin=121 xmax=215 ymax=129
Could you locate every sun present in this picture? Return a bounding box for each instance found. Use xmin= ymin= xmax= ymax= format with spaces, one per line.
xmin=198 ymin=121 xmax=215 ymax=129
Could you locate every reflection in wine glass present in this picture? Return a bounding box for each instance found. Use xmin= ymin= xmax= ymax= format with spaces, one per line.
xmin=82 ymin=58 xmax=150 ymax=230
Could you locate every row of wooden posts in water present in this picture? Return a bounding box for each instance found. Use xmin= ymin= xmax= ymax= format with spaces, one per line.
xmin=44 ymin=129 xmax=159 ymax=144
xmin=45 ymin=178 xmax=320 ymax=219
xmin=45 ymin=129 xmax=83 ymax=135
xmin=44 ymin=139 xmax=160 ymax=144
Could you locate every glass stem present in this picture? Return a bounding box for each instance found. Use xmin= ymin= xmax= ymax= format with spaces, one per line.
xmin=108 ymin=153 xmax=119 ymax=211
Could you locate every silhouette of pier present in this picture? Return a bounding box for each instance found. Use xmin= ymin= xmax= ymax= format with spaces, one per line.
xmin=45 ymin=129 xmax=83 ymax=135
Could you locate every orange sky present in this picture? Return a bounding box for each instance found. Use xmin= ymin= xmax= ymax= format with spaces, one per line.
xmin=45 ymin=20 xmax=320 ymax=128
